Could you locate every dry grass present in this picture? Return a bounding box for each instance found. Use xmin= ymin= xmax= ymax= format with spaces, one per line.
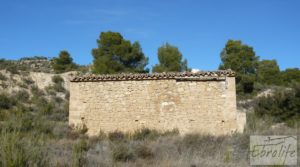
xmin=16 ymin=123 xmax=295 ymax=167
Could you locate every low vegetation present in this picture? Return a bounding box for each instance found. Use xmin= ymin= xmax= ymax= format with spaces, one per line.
xmin=254 ymin=84 xmax=300 ymax=127
xmin=0 ymin=57 xmax=52 ymax=73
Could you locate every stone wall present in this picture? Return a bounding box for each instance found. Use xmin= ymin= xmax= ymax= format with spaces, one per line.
xmin=69 ymin=72 xmax=244 ymax=136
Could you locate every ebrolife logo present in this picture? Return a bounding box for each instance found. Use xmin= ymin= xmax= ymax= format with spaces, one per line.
xmin=250 ymin=136 xmax=297 ymax=165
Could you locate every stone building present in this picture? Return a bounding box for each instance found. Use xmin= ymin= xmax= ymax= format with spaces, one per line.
xmin=69 ymin=70 xmax=245 ymax=136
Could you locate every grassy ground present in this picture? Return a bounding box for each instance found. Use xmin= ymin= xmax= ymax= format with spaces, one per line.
xmin=0 ymin=111 xmax=298 ymax=167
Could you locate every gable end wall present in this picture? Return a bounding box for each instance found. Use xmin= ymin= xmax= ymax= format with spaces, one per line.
xmin=69 ymin=77 xmax=241 ymax=136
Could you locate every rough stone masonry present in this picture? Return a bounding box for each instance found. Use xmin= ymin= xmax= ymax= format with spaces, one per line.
xmin=69 ymin=70 xmax=246 ymax=136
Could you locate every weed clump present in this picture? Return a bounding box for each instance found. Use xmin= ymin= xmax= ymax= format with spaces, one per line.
xmin=112 ymin=143 xmax=134 ymax=162
xmin=108 ymin=131 xmax=125 ymax=142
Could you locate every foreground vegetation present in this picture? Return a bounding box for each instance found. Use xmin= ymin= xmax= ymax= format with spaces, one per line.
xmin=0 ymin=112 xmax=298 ymax=166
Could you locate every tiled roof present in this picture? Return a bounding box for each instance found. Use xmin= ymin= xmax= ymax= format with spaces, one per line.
xmin=70 ymin=70 xmax=235 ymax=82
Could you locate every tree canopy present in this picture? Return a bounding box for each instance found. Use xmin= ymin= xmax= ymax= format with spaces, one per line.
xmin=152 ymin=43 xmax=188 ymax=73
xmin=219 ymin=40 xmax=259 ymax=94
xmin=257 ymin=60 xmax=281 ymax=85
xmin=280 ymin=68 xmax=300 ymax=84
xmin=52 ymin=50 xmax=77 ymax=73
xmin=92 ymin=31 xmax=149 ymax=74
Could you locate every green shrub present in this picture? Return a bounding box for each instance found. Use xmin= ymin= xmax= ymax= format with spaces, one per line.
xmin=254 ymin=84 xmax=300 ymax=126
xmin=52 ymin=83 xmax=66 ymax=93
xmin=45 ymin=86 xmax=56 ymax=96
xmin=52 ymin=123 xmax=70 ymax=139
xmin=0 ymin=83 xmax=8 ymax=89
xmin=0 ymin=130 xmax=48 ymax=167
xmin=31 ymin=96 xmax=48 ymax=112
xmin=112 ymin=143 xmax=134 ymax=162
xmin=132 ymin=128 xmax=179 ymax=140
xmin=6 ymin=64 xmax=19 ymax=74
xmin=72 ymin=139 xmax=89 ymax=167
xmin=0 ymin=110 xmax=8 ymax=121
xmin=245 ymin=112 xmax=274 ymax=133
xmin=23 ymin=77 xmax=34 ymax=85
xmin=132 ymin=128 xmax=160 ymax=140
xmin=162 ymin=129 xmax=179 ymax=136
xmin=19 ymin=114 xmax=35 ymax=132
xmin=53 ymin=96 xmax=64 ymax=104
xmin=15 ymin=90 xmax=30 ymax=103
xmin=41 ymin=102 xmax=55 ymax=115
xmin=52 ymin=75 xmax=64 ymax=84
xmin=30 ymin=85 xmax=44 ymax=97
xmin=0 ymin=93 xmax=16 ymax=110
xmin=46 ymin=76 xmax=66 ymax=93
xmin=79 ymin=124 xmax=88 ymax=134
xmin=98 ymin=130 xmax=107 ymax=141
xmin=134 ymin=144 xmax=154 ymax=159
xmin=0 ymin=131 xmax=28 ymax=167
xmin=0 ymin=59 xmax=9 ymax=70
xmin=18 ymin=82 xmax=29 ymax=89
xmin=108 ymin=131 xmax=125 ymax=142
xmin=0 ymin=73 xmax=7 ymax=81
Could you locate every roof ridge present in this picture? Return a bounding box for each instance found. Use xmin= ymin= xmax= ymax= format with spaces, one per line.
xmin=71 ymin=70 xmax=235 ymax=82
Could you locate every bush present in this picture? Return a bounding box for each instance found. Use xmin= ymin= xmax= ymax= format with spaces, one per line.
xmin=52 ymin=83 xmax=66 ymax=93
xmin=132 ymin=128 xmax=179 ymax=140
xmin=0 ymin=131 xmax=29 ymax=167
xmin=30 ymin=85 xmax=44 ymax=97
xmin=41 ymin=102 xmax=54 ymax=115
xmin=245 ymin=112 xmax=274 ymax=133
xmin=45 ymin=86 xmax=56 ymax=96
xmin=161 ymin=129 xmax=179 ymax=136
xmin=97 ymin=130 xmax=107 ymax=141
xmin=180 ymin=134 xmax=227 ymax=156
xmin=23 ymin=77 xmax=34 ymax=85
xmin=132 ymin=128 xmax=160 ymax=140
xmin=15 ymin=90 xmax=30 ymax=103
xmin=0 ymin=73 xmax=7 ymax=81
xmin=72 ymin=139 xmax=89 ymax=167
xmin=52 ymin=123 xmax=70 ymax=139
xmin=45 ymin=76 xmax=66 ymax=93
xmin=79 ymin=124 xmax=88 ymax=135
xmin=134 ymin=144 xmax=154 ymax=159
xmin=52 ymin=75 xmax=64 ymax=84
xmin=108 ymin=131 xmax=125 ymax=142
xmin=112 ymin=143 xmax=134 ymax=162
xmin=0 ymin=130 xmax=48 ymax=167
xmin=31 ymin=96 xmax=48 ymax=112
xmin=254 ymin=85 xmax=300 ymax=126
xmin=53 ymin=96 xmax=64 ymax=104
xmin=0 ymin=93 xmax=16 ymax=110
xmin=0 ymin=110 xmax=8 ymax=121
xmin=6 ymin=64 xmax=19 ymax=74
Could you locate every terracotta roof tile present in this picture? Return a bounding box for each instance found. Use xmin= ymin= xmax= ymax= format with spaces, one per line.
xmin=70 ymin=70 xmax=235 ymax=82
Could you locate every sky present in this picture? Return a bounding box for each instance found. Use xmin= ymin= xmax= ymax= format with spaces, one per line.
xmin=0 ymin=0 xmax=299 ymax=70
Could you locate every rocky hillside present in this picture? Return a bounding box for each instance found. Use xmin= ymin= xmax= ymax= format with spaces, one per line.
xmin=0 ymin=70 xmax=74 ymax=93
xmin=0 ymin=56 xmax=80 ymax=100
